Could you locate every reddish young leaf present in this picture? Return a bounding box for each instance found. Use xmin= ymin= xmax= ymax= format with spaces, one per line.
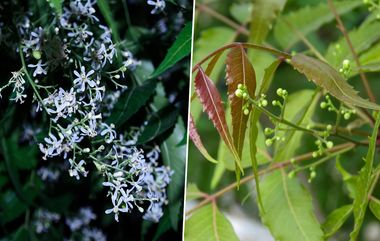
xmin=226 ymin=45 xmax=256 ymax=157
xmin=189 ymin=115 xmax=218 ymax=164
xmin=194 ymin=67 xmax=242 ymax=172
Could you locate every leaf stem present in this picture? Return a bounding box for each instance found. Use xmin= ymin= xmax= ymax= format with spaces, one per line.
xmin=19 ymin=48 xmax=49 ymax=114
xmin=186 ymin=142 xmax=355 ymax=216
xmin=196 ymin=3 xmax=249 ymax=36
xmin=192 ymin=43 xmax=291 ymax=73
xmin=327 ymin=0 xmax=376 ymax=104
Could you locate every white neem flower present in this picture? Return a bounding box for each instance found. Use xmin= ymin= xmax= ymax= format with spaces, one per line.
xmin=73 ymin=66 xmax=96 ymax=92
xmin=39 ymin=132 xmax=65 ymax=159
xmin=27 ymin=60 xmax=47 ymax=77
xmin=147 ymin=0 xmax=166 ymax=14
xmin=100 ymin=123 xmax=116 ymax=143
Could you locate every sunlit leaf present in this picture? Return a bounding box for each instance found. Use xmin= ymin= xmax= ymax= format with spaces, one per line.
xmin=261 ymin=170 xmax=324 ymax=241
xmin=151 ymin=22 xmax=192 ymax=78
xmin=47 ymin=0 xmax=63 ymax=15
xmin=194 ymin=68 xmax=242 ymax=172
xmin=290 ymin=54 xmax=380 ymax=110
xmin=274 ymin=1 xmax=360 ymax=49
xmin=322 ymin=204 xmax=353 ymax=238
xmin=350 ymin=112 xmax=380 ymax=241
xmin=185 ymin=204 xmax=239 ymax=241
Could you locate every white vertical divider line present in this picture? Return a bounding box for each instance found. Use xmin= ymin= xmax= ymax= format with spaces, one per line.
xmin=182 ymin=0 xmax=197 ymax=240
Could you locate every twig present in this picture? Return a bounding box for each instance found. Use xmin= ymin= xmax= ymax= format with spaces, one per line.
xmin=186 ymin=142 xmax=355 ymax=216
xmin=327 ymin=0 xmax=376 ymax=103
xmin=196 ymin=3 xmax=249 ymax=36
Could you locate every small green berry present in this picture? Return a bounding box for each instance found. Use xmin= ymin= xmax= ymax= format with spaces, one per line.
xmin=290 ymin=158 xmax=296 ymax=164
xmin=276 ymin=88 xmax=283 ymax=96
xmin=326 ymin=124 xmax=333 ymax=131
xmin=272 ymin=100 xmax=277 ymax=106
xmin=281 ymin=89 xmax=288 ymax=96
xmin=326 ymin=141 xmax=334 ymax=149
xmin=242 ymin=93 xmax=248 ymax=99
xmin=235 ymin=89 xmax=243 ymax=98
xmin=320 ymin=102 xmax=327 ymax=109
xmin=264 ymin=128 xmax=272 ymax=135
xmin=310 ymin=171 xmax=317 ymax=179
xmin=32 ymin=50 xmax=41 ymax=60
xmin=312 ymin=152 xmax=318 ymax=158
xmin=243 ymin=108 xmax=249 ymax=115
xmin=237 ymin=84 xmax=243 ymax=89
xmin=261 ymin=99 xmax=268 ymax=107
xmin=265 ymin=139 xmax=273 ymax=147
xmin=344 ymin=113 xmax=351 ymax=120
xmin=342 ymin=59 xmax=350 ymax=69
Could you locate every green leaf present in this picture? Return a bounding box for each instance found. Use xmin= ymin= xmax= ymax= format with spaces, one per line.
xmin=186 ymin=183 xmax=204 ymax=201
xmin=274 ymin=1 xmax=361 ymax=49
xmin=184 ymin=204 xmax=239 ymax=241
xmin=107 ymin=80 xmax=156 ymax=127
xmin=97 ymin=0 xmax=121 ymax=43
xmin=261 ymin=170 xmax=324 ymax=241
xmin=322 ymin=204 xmax=353 ymax=238
xmin=4 ymin=133 xmax=37 ymax=170
xmin=137 ymin=106 xmax=179 ymax=144
xmin=350 ymin=112 xmax=380 ymax=241
xmin=230 ymin=2 xmax=252 ymax=24
xmin=335 ymin=158 xmax=357 ymax=199
xmin=150 ymin=22 xmax=192 ymax=78
xmin=210 ymin=161 xmax=225 ymax=190
xmin=249 ymin=0 xmax=286 ymax=45
xmin=325 ymin=21 xmax=380 ymax=68
xmin=160 ymin=118 xmax=186 ymax=229
xmin=46 ymin=0 xmax=62 ymax=15
xmin=290 ymin=54 xmax=380 ymax=110
xmin=369 ymin=199 xmax=380 ymax=221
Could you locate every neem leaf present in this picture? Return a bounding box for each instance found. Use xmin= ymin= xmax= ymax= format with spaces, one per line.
xmin=194 ymin=68 xmax=242 ymax=172
xmin=249 ymin=0 xmax=286 ymax=44
xmin=189 ymin=115 xmax=218 ymax=164
xmin=369 ymin=199 xmax=380 ymax=221
xmin=160 ymin=118 xmax=186 ymax=229
xmin=150 ymin=22 xmax=192 ymax=78
xmin=226 ymin=45 xmax=256 ymax=158
xmin=350 ymin=112 xmax=380 ymax=241
xmin=290 ymin=54 xmax=380 ymax=110
xmin=97 ymin=0 xmax=121 ymax=43
xmin=322 ymin=204 xmax=353 ymax=238
xmin=261 ymin=170 xmax=324 ymax=241
xmin=107 ymin=80 xmax=156 ymax=128
xmin=274 ymin=1 xmax=360 ymax=49
xmin=47 ymin=0 xmax=63 ymax=15
xmin=325 ymin=21 xmax=380 ymax=68
xmin=184 ymin=204 xmax=239 ymax=241
xmin=137 ymin=106 xmax=179 ymax=144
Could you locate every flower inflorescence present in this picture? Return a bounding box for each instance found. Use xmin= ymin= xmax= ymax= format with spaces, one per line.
xmin=1 ymin=0 xmax=173 ymax=224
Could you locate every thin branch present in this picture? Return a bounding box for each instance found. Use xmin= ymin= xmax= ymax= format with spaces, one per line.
xmin=283 ymin=19 xmax=327 ymax=62
xmin=196 ymin=3 xmax=249 ymax=36
xmin=327 ymin=0 xmax=376 ymax=103
xmin=186 ymin=142 xmax=355 ymax=216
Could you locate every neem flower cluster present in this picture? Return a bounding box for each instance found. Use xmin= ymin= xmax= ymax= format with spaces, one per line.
xmin=0 ymin=0 xmax=172 ymax=225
